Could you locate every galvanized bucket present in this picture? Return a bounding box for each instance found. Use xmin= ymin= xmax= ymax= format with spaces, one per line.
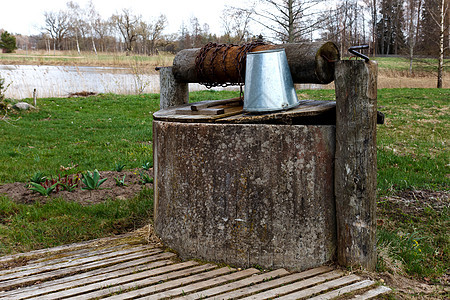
xmin=244 ymin=48 xmax=299 ymax=113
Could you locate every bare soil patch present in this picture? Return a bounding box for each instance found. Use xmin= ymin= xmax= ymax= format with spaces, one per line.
xmin=0 ymin=169 xmax=153 ymax=205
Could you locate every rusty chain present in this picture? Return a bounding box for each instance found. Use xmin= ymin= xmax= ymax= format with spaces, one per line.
xmin=195 ymin=41 xmax=266 ymax=89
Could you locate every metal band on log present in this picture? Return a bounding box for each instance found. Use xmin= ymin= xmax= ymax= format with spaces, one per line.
xmin=172 ymin=42 xmax=340 ymax=85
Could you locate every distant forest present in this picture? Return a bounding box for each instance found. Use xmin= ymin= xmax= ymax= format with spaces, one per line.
xmin=3 ymin=0 xmax=450 ymax=58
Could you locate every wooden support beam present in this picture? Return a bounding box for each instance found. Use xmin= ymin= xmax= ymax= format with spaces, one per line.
xmin=334 ymin=60 xmax=378 ymax=271
xmin=159 ymin=66 xmax=189 ymax=109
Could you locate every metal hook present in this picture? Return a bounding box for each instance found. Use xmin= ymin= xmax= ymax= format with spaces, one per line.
xmin=348 ymin=45 xmax=370 ymax=62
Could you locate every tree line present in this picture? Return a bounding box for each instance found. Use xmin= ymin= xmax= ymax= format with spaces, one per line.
xmin=4 ymin=0 xmax=449 ymax=59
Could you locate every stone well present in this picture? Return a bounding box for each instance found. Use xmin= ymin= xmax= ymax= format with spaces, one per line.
xmin=153 ymin=102 xmax=337 ymax=271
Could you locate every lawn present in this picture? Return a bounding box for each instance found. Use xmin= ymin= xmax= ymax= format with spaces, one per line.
xmin=0 ymin=89 xmax=449 ymax=286
xmin=374 ymin=56 xmax=450 ymax=74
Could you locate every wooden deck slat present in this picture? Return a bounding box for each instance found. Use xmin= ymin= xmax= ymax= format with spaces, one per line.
xmin=63 ymin=263 xmax=216 ymax=300
xmin=274 ymin=274 xmax=361 ymax=300
xmin=28 ymin=261 xmax=201 ymax=300
xmin=308 ymin=280 xmax=375 ymax=300
xmin=0 ymin=248 xmax=163 ymax=291
xmin=28 ymin=243 xmax=130 ymax=264
xmin=202 ymin=266 xmax=333 ymax=300
xmin=8 ymin=259 xmax=173 ymax=300
xmin=174 ymin=268 xmax=289 ymax=300
xmin=140 ymin=268 xmax=261 ymax=300
xmin=102 ymin=266 xmax=236 ymax=300
xmin=0 ymin=232 xmax=136 ymax=265
xmin=0 ymin=245 xmax=159 ymax=282
xmin=353 ymin=286 xmax=392 ymax=299
xmin=0 ymin=254 xmax=175 ymax=299
xmin=0 ymin=244 xmax=128 ymax=276
xmin=239 ymin=270 xmax=345 ymax=300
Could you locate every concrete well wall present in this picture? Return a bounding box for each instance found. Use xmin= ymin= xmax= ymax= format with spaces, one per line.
xmin=154 ymin=121 xmax=336 ymax=271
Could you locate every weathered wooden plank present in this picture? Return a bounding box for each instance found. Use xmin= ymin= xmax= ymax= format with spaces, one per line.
xmin=335 ymin=60 xmax=378 ymax=271
xmin=353 ymin=285 xmax=392 ymax=299
xmin=154 ymin=100 xmax=244 ymax=122
xmin=30 ymin=243 xmax=131 ymax=264
xmin=239 ymin=270 xmax=344 ymax=300
xmin=190 ymin=98 xmax=242 ymax=111
xmin=308 ymin=279 xmax=375 ymax=299
xmin=102 ymin=267 xmax=235 ymax=300
xmin=275 ymin=274 xmax=361 ymax=300
xmin=220 ymin=101 xmax=336 ymax=124
xmin=28 ymin=261 xmax=201 ymax=300
xmin=208 ymin=266 xmax=333 ymax=300
xmin=0 ymin=232 xmax=137 ymax=266
xmin=176 ymin=107 xmax=225 ymax=115
xmin=7 ymin=259 xmax=173 ymax=300
xmin=0 ymin=254 xmax=175 ymax=299
xmin=0 ymin=245 xmax=158 ymax=282
xmin=143 ymin=268 xmax=260 ymax=300
xmin=174 ymin=268 xmax=289 ymax=300
xmin=65 ymin=263 xmax=216 ymax=300
xmin=0 ymin=244 xmax=127 ymax=276
xmin=153 ymin=99 xmax=336 ymax=124
xmin=0 ymin=248 xmax=163 ymax=291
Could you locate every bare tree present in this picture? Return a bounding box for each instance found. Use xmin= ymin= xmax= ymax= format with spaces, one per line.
xmin=148 ymin=15 xmax=167 ymax=55
xmin=138 ymin=15 xmax=167 ymax=55
xmin=91 ymin=13 xmax=112 ymax=52
xmin=437 ymin=0 xmax=448 ymax=87
xmin=111 ymin=9 xmax=141 ymax=54
xmin=239 ymin=0 xmax=326 ymax=43
xmin=404 ymin=0 xmax=422 ymax=75
xmin=376 ymin=0 xmax=406 ymax=55
xmin=43 ymin=10 xmax=70 ymax=51
xmin=85 ymin=0 xmax=100 ymax=55
xmin=363 ymin=0 xmax=378 ymax=56
xmin=66 ymin=1 xmax=85 ymax=54
xmin=221 ymin=6 xmax=253 ymax=43
xmin=189 ymin=17 xmax=204 ymax=47
xmin=319 ymin=1 xmax=367 ymax=54
xmin=419 ymin=0 xmax=449 ymax=87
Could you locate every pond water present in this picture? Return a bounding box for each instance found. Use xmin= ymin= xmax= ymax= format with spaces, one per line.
xmin=0 ymin=64 xmax=326 ymax=99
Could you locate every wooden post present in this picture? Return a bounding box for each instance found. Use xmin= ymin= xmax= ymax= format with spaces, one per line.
xmin=159 ymin=66 xmax=188 ymax=110
xmin=334 ymin=60 xmax=378 ymax=270
xmin=33 ymin=89 xmax=37 ymax=107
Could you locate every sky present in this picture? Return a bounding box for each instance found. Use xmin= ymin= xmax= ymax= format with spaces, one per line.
xmin=1 ymin=0 xmax=244 ymax=36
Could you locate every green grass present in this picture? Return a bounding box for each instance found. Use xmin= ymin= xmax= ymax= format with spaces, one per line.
xmin=377 ymin=204 xmax=449 ymax=279
xmin=0 ymin=93 xmax=160 ymax=183
xmin=0 ymin=188 xmax=153 ymax=255
xmin=374 ymin=56 xmax=450 ymax=73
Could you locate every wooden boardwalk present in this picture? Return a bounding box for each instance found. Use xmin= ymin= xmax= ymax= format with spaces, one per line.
xmin=0 ymin=233 xmax=390 ymax=299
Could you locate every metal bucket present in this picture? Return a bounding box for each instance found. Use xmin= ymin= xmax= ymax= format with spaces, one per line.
xmin=244 ymin=48 xmax=299 ymax=113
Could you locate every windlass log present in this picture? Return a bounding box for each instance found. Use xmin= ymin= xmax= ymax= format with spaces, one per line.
xmin=172 ymin=42 xmax=340 ymax=85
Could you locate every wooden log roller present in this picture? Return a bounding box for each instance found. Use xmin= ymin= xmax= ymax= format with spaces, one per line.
xmin=172 ymin=42 xmax=340 ymax=85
